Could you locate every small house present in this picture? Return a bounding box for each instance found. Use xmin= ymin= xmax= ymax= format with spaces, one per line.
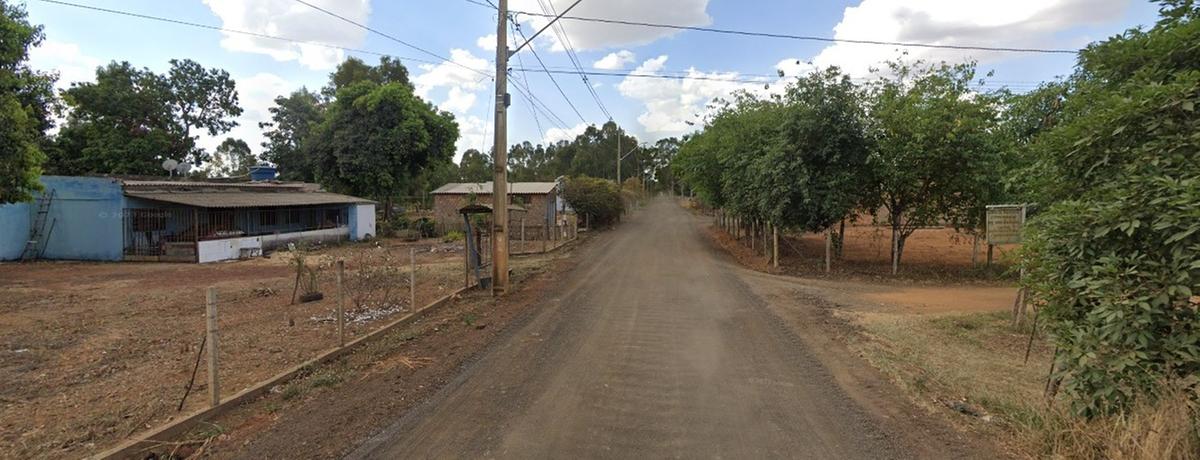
xmin=431 ymin=181 xmax=562 ymax=234
xmin=1 ymin=176 xmax=376 ymax=263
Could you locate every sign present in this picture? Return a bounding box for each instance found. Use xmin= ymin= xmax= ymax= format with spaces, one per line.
xmin=986 ymin=205 xmax=1027 ymax=245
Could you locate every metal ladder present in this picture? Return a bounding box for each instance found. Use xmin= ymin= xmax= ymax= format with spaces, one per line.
xmin=21 ymin=189 xmax=56 ymax=261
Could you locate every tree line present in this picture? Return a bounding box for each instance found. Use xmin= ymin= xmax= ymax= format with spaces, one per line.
xmin=674 ymin=0 xmax=1199 ymax=418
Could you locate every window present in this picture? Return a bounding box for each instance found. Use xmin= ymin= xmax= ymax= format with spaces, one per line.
xmin=259 ymin=208 xmax=277 ymax=226
xmin=130 ymin=209 xmax=168 ymax=232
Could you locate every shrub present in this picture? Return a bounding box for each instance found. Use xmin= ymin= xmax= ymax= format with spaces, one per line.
xmin=442 ymin=230 xmax=464 ymax=243
xmin=563 ymin=176 xmax=623 ymax=227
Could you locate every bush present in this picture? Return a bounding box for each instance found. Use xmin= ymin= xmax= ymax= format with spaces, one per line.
xmin=563 ymin=176 xmax=623 ymax=227
xmin=442 ymin=230 xmax=464 ymax=243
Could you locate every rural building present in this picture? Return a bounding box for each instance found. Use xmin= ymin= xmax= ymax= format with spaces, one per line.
xmin=0 ymin=176 xmax=376 ymax=263
xmin=431 ymin=181 xmax=562 ymax=233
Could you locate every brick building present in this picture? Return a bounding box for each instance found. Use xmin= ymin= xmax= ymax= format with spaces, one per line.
xmin=431 ymin=182 xmax=562 ymax=234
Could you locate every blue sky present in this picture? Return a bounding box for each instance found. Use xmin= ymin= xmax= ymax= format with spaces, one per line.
xmin=25 ymin=0 xmax=1161 ymax=161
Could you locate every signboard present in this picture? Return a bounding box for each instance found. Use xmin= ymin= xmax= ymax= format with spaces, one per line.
xmin=986 ymin=205 xmax=1027 ymax=245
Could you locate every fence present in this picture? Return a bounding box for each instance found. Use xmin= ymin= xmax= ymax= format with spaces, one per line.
xmin=123 ymin=206 xmax=350 ymax=261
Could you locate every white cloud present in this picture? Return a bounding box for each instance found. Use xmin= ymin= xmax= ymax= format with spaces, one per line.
xmin=28 ymin=39 xmax=101 ymax=90
xmin=201 ymin=0 xmax=371 ymax=70
xmin=510 ymin=0 xmax=711 ymax=51
xmin=477 ymin=34 xmax=497 ymax=52
xmin=197 ymin=72 xmax=295 ymax=157
xmin=593 ymin=50 xmax=636 ymax=70
xmin=617 ymin=56 xmax=769 ymax=137
xmin=543 ymin=123 xmax=589 ymax=145
xmin=813 ymin=0 xmax=1128 ymax=76
xmin=412 ymin=48 xmax=490 ymax=99
xmin=456 ymin=115 xmax=491 ymax=159
xmin=442 ymin=86 xmax=478 ymax=114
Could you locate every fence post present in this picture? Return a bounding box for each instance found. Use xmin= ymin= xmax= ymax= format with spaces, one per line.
xmin=336 ymin=260 xmax=345 ymax=347
xmin=205 ymin=287 xmax=220 ymax=408
xmin=410 ymin=248 xmax=416 ymax=310
xmin=772 ymin=224 xmax=779 ymax=268
xmin=520 ymin=218 xmax=526 ymax=254
xmin=825 ymin=230 xmax=832 ymax=274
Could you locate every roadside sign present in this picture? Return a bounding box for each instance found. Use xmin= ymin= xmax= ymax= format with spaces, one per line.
xmin=986 ymin=204 xmax=1027 ymax=245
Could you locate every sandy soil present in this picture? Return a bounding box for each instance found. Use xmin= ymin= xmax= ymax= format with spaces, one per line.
xmin=0 ymin=237 xmax=466 ymax=458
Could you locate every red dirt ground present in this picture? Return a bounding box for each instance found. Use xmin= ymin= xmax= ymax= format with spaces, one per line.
xmin=0 ymin=238 xmax=468 ymax=458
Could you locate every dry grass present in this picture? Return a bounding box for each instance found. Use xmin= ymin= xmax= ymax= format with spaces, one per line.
xmin=849 ymin=310 xmax=1199 ymax=459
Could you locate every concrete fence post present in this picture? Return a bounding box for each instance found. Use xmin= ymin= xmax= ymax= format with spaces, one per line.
xmin=205 ymin=287 xmax=220 ymax=408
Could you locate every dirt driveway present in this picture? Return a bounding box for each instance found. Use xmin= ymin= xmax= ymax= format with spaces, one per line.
xmin=349 ymin=198 xmax=986 ymax=459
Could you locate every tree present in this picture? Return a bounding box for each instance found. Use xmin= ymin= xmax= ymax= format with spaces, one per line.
xmin=49 ymin=62 xmax=176 ymax=175
xmin=0 ymin=0 xmax=55 ymax=203
xmin=309 ymin=81 xmax=458 ymax=218
xmin=457 ymin=148 xmax=492 ymax=182
xmin=866 ymin=60 xmax=1003 ymax=272
xmin=206 ymin=138 xmax=255 ymax=177
xmin=563 ymin=176 xmax=623 ymax=227
xmin=761 ymin=67 xmax=874 ymax=236
xmin=166 ymin=59 xmax=242 ymax=164
xmin=49 ymin=60 xmax=242 ymax=175
xmin=323 ymin=56 xmax=411 ymax=99
xmin=1021 ymin=1 xmax=1200 ymax=415
xmin=260 ymin=88 xmax=323 ymax=181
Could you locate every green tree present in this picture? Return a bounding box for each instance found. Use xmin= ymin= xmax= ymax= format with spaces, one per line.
xmin=260 ymin=88 xmax=323 ymax=181
xmin=309 ymin=81 xmax=458 ymax=218
xmin=206 ymin=138 xmax=255 ymax=177
xmin=1021 ymin=1 xmax=1200 ymax=415
xmin=323 ymin=56 xmax=411 ymax=98
xmin=760 ymin=67 xmax=874 ymax=235
xmin=458 ymin=148 xmax=492 ymax=182
xmin=563 ymin=176 xmax=623 ymax=227
xmin=0 ymin=0 xmax=55 ymax=203
xmin=49 ymin=60 xmax=242 ymax=175
xmin=166 ymin=58 xmax=242 ymax=164
xmin=866 ymin=60 xmax=1003 ymax=272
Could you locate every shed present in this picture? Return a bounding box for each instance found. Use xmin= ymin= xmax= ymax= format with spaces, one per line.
xmin=431 ymin=181 xmax=560 ymax=234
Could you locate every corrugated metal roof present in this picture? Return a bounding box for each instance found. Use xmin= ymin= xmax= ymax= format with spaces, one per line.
xmin=125 ymin=190 xmax=374 ymax=208
xmin=432 ymin=182 xmax=558 ymax=195
xmin=122 ymin=180 xmax=317 ymax=190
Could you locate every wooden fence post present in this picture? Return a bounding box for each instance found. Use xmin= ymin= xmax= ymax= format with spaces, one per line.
xmin=772 ymin=224 xmax=779 ymax=268
xmin=825 ymin=230 xmax=832 ymax=274
xmin=205 ymin=287 xmax=220 ymax=408
xmin=336 ymin=260 xmax=345 ymax=347
xmin=520 ymin=218 xmax=526 ymax=254
xmin=410 ymin=248 xmax=416 ymax=310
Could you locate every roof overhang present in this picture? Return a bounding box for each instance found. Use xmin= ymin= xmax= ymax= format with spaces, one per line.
xmin=125 ymin=190 xmax=375 ymax=208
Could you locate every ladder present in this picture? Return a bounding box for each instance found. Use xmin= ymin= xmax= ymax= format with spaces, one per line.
xmin=21 ymin=189 xmax=56 ymax=261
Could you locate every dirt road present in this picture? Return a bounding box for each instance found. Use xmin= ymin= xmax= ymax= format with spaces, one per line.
xmin=350 ymin=198 xmax=917 ymax=459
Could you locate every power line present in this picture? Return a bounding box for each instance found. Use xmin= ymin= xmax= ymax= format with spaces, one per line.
xmin=34 ymin=0 xmax=464 ymax=71
xmin=512 ymin=24 xmax=587 ymax=124
xmin=511 ymin=0 xmax=583 ymax=55
xmin=534 ymin=0 xmax=612 ymax=120
xmin=482 ymin=4 xmax=1077 ymax=55
xmin=509 ymin=22 xmax=547 ymax=137
xmin=290 ymin=0 xmax=490 ymax=77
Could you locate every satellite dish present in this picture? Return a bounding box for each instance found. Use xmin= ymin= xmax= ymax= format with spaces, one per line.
xmin=176 ymin=162 xmax=192 ymax=174
xmin=162 ymin=159 xmax=179 ymax=172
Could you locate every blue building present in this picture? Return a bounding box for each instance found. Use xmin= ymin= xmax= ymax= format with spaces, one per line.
xmin=1 ymin=176 xmax=376 ymax=263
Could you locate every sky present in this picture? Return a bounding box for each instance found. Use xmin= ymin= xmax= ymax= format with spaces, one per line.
xmin=23 ymin=0 xmax=1162 ymax=162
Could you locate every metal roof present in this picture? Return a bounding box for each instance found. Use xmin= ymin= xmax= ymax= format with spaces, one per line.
xmin=125 ymin=190 xmax=374 ymax=208
xmin=121 ymin=180 xmax=318 ymax=191
xmin=432 ymin=182 xmax=558 ymax=195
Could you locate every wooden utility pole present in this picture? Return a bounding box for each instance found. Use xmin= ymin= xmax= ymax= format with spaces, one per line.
xmin=205 ymin=287 xmax=220 ymax=408
xmin=491 ymin=0 xmax=510 ymax=295
xmin=772 ymin=224 xmax=779 ymax=268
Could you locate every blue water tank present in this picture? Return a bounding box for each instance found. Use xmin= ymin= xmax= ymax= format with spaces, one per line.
xmin=249 ymin=165 xmax=277 ymax=181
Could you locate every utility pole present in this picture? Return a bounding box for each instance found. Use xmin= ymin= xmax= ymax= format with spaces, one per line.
xmin=616 ymin=126 xmax=621 ymax=185
xmin=492 ymin=0 xmax=510 ymax=295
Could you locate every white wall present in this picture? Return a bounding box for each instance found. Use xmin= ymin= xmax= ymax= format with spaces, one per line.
xmin=353 ymin=204 xmax=376 ymax=240
xmin=196 ymin=227 xmax=350 ymax=263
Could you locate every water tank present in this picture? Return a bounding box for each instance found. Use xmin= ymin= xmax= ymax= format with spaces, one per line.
xmin=249 ymin=165 xmax=277 ymax=181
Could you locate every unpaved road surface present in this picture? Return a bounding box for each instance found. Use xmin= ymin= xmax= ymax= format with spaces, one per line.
xmin=351 ymin=198 xmax=924 ymax=459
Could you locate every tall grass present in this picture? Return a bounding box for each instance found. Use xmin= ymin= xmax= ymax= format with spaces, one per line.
xmin=1020 ymin=384 xmax=1199 ymax=459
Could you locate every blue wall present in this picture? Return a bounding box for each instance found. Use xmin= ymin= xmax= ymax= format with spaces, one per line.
xmin=0 ymin=176 xmax=125 ymax=261
xmin=0 ymin=201 xmax=31 ymax=260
